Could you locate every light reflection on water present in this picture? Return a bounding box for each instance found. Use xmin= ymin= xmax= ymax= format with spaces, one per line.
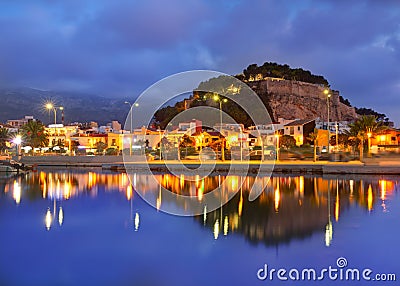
xmin=0 ymin=170 xmax=399 ymax=286
xmin=1 ymin=171 xmax=398 ymax=244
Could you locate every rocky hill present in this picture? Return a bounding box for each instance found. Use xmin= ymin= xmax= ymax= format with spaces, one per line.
xmin=246 ymin=78 xmax=358 ymax=122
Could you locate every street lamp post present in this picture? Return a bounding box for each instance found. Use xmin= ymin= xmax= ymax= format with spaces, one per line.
xmin=213 ymin=94 xmax=228 ymax=161
xmin=124 ymin=101 xmax=139 ymax=156
xmin=324 ymin=89 xmax=331 ymax=153
xmin=158 ymin=128 xmax=162 ymax=161
xmin=45 ymin=103 xmax=64 ymax=148
xmin=13 ymin=135 xmax=22 ymax=160
xmin=367 ymin=129 xmax=372 ymax=157
xmin=275 ymin=133 xmax=280 ymax=161
xmin=335 ymin=122 xmax=339 ymax=151
xmin=240 ymin=126 xmax=243 ymax=161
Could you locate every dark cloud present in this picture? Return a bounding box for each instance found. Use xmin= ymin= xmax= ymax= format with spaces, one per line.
xmin=0 ymin=0 xmax=399 ymax=123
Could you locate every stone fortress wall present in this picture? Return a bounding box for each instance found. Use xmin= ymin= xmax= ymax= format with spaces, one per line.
xmin=247 ymin=78 xmax=358 ymax=122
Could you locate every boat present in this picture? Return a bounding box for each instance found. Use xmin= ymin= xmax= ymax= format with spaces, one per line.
xmin=0 ymin=160 xmax=29 ymax=174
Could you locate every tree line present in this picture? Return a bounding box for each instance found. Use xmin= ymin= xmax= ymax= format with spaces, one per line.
xmin=238 ymin=62 xmax=329 ymax=86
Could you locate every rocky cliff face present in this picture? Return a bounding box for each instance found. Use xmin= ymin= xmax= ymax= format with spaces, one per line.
xmin=247 ymin=78 xmax=358 ymax=122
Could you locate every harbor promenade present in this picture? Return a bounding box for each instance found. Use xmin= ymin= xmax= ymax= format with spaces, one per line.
xmin=18 ymin=155 xmax=400 ymax=175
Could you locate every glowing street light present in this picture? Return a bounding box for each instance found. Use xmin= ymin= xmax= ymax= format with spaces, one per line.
xmin=45 ymin=102 xmax=64 ymax=147
xmin=324 ymin=89 xmax=331 ymax=153
xmin=13 ymin=135 xmax=22 ymax=145
xmin=213 ymin=95 xmax=228 ymax=161
xmin=12 ymin=135 xmax=22 ymax=158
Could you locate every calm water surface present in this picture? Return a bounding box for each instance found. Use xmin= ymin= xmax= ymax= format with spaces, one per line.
xmin=0 ymin=169 xmax=399 ymax=286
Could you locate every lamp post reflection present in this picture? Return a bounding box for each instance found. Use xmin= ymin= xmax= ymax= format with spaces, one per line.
xmin=274 ymin=179 xmax=280 ymax=212
xmin=43 ymin=174 xmax=67 ymax=231
xmin=44 ymin=202 xmax=64 ymax=231
xmin=223 ymin=216 xmax=229 ymax=236
xmin=380 ymin=180 xmax=387 ymax=212
xmin=156 ymin=183 xmax=162 ymax=211
xmin=45 ymin=208 xmax=52 ymax=230
xmin=58 ymin=207 xmax=64 ymax=226
xmin=203 ymin=205 xmax=207 ymax=226
xmin=12 ymin=180 xmax=21 ymax=205
xmin=213 ymin=219 xmax=219 ymax=240
xmin=335 ymin=180 xmax=340 ymax=222
xmin=368 ymin=184 xmax=373 ymax=212
xmin=325 ymin=180 xmax=333 ymax=247
xmin=134 ymin=212 xmax=140 ymax=231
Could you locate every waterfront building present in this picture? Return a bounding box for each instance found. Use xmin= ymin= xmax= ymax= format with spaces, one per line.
xmin=284 ymin=119 xmax=316 ymax=146
xmin=6 ymin=115 xmax=37 ymax=129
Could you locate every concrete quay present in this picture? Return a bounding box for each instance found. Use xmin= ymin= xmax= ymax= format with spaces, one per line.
xmin=19 ymin=155 xmax=400 ymax=175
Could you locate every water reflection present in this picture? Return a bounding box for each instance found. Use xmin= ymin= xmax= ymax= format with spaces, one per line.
xmin=0 ymin=171 xmax=398 ymax=246
xmin=193 ymin=175 xmax=399 ymax=247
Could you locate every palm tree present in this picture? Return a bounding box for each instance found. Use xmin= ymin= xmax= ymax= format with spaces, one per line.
xmin=307 ymin=129 xmax=319 ymax=162
xmin=95 ymin=141 xmax=107 ymax=155
xmin=21 ymin=121 xmax=48 ymax=152
xmin=0 ymin=127 xmax=11 ymax=154
xmin=345 ymin=115 xmax=385 ymax=161
xmin=178 ymin=134 xmax=195 ymax=159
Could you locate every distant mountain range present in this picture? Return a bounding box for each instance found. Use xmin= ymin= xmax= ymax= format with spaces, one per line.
xmin=0 ymin=87 xmax=131 ymax=126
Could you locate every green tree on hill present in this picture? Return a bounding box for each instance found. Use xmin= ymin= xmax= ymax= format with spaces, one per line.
xmin=355 ymin=107 xmax=389 ymax=123
xmin=242 ymin=62 xmax=329 ymax=85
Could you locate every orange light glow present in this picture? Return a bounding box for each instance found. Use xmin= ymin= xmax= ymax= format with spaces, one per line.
xmin=64 ymin=181 xmax=71 ymax=200
xmin=274 ymin=188 xmax=280 ymax=212
xmin=368 ymin=184 xmax=373 ymax=212
xmin=238 ymin=191 xmax=243 ymax=217
xmin=335 ymin=190 xmax=340 ymax=222
xmin=126 ymin=184 xmax=133 ymax=200
xmin=380 ymin=180 xmax=386 ymax=200
xmin=195 ymin=175 xmax=200 ymax=188
xmin=231 ymin=176 xmax=238 ymax=192
xmin=180 ymin=174 xmax=185 ymax=189
xmin=13 ymin=180 xmax=21 ymax=205
xmin=156 ymin=187 xmax=162 ymax=211
xmin=299 ymin=176 xmax=304 ymax=198
xmin=197 ymin=185 xmax=204 ymax=201
xmin=213 ymin=219 xmax=219 ymax=240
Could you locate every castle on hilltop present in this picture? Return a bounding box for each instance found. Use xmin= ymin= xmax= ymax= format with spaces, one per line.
xmin=244 ymin=76 xmax=358 ymax=122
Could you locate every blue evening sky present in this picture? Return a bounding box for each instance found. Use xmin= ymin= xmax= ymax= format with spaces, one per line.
xmin=0 ymin=0 xmax=399 ymax=124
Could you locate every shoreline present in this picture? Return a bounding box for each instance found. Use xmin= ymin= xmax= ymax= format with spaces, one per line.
xmin=18 ymin=155 xmax=400 ymax=175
